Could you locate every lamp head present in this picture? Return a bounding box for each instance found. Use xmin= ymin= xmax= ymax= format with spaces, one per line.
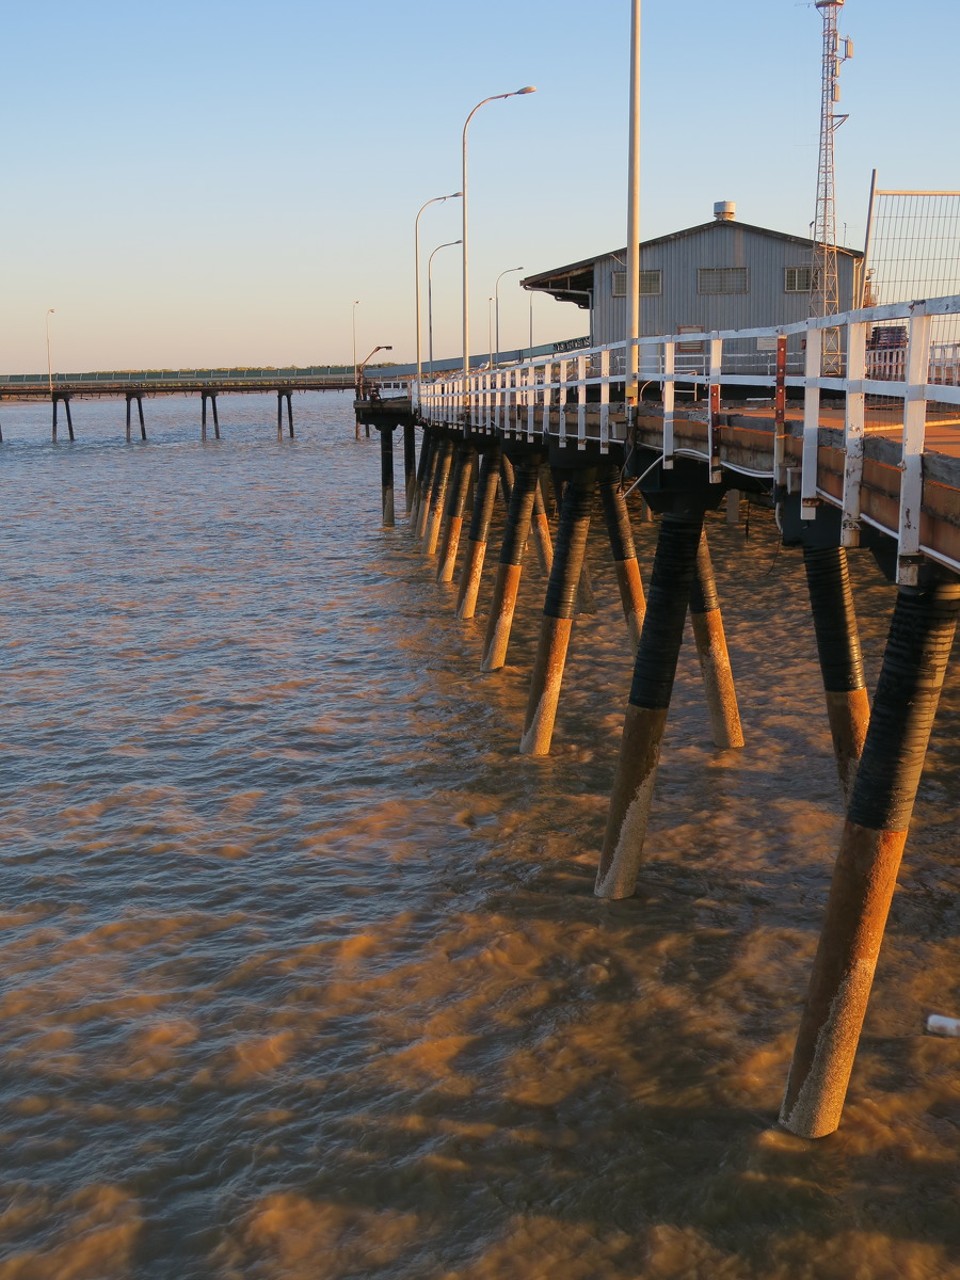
xmin=515 ymin=86 xmax=537 ymax=95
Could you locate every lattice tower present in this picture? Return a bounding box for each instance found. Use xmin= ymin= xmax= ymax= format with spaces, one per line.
xmin=811 ymin=0 xmax=850 ymax=372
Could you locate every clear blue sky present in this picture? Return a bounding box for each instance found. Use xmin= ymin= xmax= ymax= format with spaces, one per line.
xmin=2 ymin=0 xmax=956 ymax=373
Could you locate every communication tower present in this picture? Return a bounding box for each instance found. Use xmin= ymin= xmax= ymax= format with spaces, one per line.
xmin=811 ymin=0 xmax=853 ymax=371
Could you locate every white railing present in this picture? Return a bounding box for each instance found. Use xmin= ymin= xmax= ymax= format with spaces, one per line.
xmin=418 ymin=295 xmax=960 ymax=587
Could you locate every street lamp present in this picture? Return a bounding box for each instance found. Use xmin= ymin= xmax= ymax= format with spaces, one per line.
xmin=352 ymin=300 xmax=360 ymax=383
xmin=357 ymin=344 xmax=393 ymax=401
xmin=462 ymin=87 xmax=536 ymax=398
xmin=45 ymin=308 xmax=55 ymax=395
xmin=415 ymin=192 xmax=461 ymax=409
xmin=428 ymin=238 xmax=461 ymax=375
xmin=494 ymin=266 xmax=523 ymax=366
xmin=626 ymin=0 xmax=641 ymax=406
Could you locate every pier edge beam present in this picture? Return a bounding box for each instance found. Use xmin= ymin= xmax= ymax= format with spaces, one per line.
xmin=689 ymin=528 xmax=745 ymax=750
xmin=480 ymin=454 xmax=541 ymax=673
xmin=456 ymin=443 xmax=502 ymax=620
xmin=595 ymin=506 xmax=707 ymax=899
xmin=598 ymin=463 xmax=646 ymax=652
xmin=803 ymin=544 xmax=871 ymax=802
xmin=423 ymin=437 xmax=455 ymax=556
xmin=519 ymin=466 xmax=596 ymax=755
xmin=779 ymin=575 xmax=960 ymax=1139
xmin=379 ymin=424 xmax=396 ymax=528
xmin=437 ymin=443 xmax=477 ymax=583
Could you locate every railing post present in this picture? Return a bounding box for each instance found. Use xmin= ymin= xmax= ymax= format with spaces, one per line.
xmin=707 ymin=337 xmax=722 ymax=483
xmin=897 ymin=309 xmax=933 ymax=586
xmin=558 ymin=358 xmax=568 ymax=448
xmin=801 ymin=326 xmax=823 ymax=521
xmin=576 ymin=352 xmax=587 ymax=451
xmin=599 ymin=348 xmax=610 ymax=453
xmin=772 ymin=333 xmax=788 ymax=490
xmin=840 ymin=319 xmax=867 ymax=547
xmin=662 ymin=340 xmax=675 ymax=469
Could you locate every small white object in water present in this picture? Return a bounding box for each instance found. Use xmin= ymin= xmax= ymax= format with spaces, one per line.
xmin=926 ymin=1014 xmax=960 ymax=1038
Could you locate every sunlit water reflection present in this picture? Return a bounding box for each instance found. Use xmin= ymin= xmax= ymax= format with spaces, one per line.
xmin=1 ymin=392 xmax=958 ymax=1278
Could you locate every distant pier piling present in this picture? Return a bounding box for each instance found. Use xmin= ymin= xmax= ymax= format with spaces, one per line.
xmin=201 ymin=392 xmax=220 ymax=441
xmin=52 ymin=394 xmax=75 ymax=443
xmin=416 ymin=433 xmax=442 ymax=542
xmin=780 ymin=576 xmax=960 ymax=1138
xmin=277 ymin=391 xmax=294 ymax=440
xmin=126 ymin=394 xmax=147 ymax=442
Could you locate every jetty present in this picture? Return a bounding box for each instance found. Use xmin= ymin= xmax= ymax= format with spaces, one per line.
xmin=358 ymin=291 xmax=960 ymax=1140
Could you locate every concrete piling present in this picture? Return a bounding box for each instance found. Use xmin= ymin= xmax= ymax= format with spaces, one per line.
xmin=403 ymin=421 xmax=417 ymax=513
xmin=780 ymin=577 xmax=960 ymax=1139
xmin=598 ymin=463 xmax=646 ymax=651
xmin=519 ymin=468 xmax=596 ymax=755
xmin=595 ymin=508 xmax=706 ymax=899
xmin=456 ymin=444 xmax=501 ymax=620
xmin=480 ymin=455 xmax=541 ymax=672
xmin=379 ymin=425 xmax=396 ymax=528
xmin=531 ymin=474 xmax=555 ymax=575
xmin=689 ymin=529 xmax=745 ymax=749
xmin=423 ymin=437 xmax=454 ymax=557
xmin=803 ymin=545 xmax=871 ymax=802
xmin=415 ymin=433 xmax=442 ymax=542
xmin=437 ymin=444 xmax=476 ymax=583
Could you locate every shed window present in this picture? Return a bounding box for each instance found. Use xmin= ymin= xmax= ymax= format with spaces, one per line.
xmin=612 ymin=269 xmax=662 ymax=298
xmin=785 ymin=266 xmax=813 ymax=293
xmin=697 ymin=267 xmax=748 ymax=295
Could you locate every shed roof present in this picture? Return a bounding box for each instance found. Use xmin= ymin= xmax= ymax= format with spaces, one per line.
xmin=521 ymin=218 xmax=863 ymax=307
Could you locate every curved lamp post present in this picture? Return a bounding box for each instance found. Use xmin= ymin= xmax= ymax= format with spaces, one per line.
xmin=462 ymin=87 xmax=536 ymax=401
xmin=494 ymin=266 xmax=523 ymax=366
xmin=45 ymin=308 xmax=56 ymax=395
xmin=428 ymin=238 xmax=461 ymax=376
xmin=415 ymin=192 xmax=461 ymax=409
xmin=352 ymin=300 xmax=360 ymax=382
xmin=357 ymin=344 xmax=392 ymax=401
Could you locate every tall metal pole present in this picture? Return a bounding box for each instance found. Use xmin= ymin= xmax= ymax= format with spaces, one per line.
xmin=462 ymin=88 xmax=536 ymax=398
xmin=428 ymin=239 xmax=461 ymax=376
xmin=45 ymin=308 xmax=55 ymax=395
xmin=415 ymin=192 xmax=461 ymax=411
xmin=625 ymin=0 xmax=641 ymax=407
xmin=352 ymin=300 xmax=360 ymax=385
xmin=494 ymin=265 xmax=523 ymax=366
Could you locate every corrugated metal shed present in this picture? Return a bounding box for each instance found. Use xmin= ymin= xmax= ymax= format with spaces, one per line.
xmin=523 ymin=209 xmax=863 ymax=368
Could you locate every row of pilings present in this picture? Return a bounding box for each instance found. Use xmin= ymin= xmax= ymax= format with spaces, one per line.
xmin=0 ymin=391 xmax=300 ymax=444
xmin=370 ymin=412 xmax=959 ymax=1141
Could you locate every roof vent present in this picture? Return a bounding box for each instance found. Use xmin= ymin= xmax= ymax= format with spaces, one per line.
xmin=714 ymin=201 xmax=736 ymax=222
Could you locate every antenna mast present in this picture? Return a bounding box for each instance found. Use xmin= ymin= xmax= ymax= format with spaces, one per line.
xmin=811 ymin=0 xmax=852 ymax=372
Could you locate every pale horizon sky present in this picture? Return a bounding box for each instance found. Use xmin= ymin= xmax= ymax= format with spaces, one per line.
xmin=3 ymin=0 xmax=956 ymax=373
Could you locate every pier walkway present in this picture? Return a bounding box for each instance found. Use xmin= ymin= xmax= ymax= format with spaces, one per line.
xmin=359 ymin=292 xmax=960 ymax=1142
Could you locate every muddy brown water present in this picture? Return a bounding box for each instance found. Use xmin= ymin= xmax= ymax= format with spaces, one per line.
xmin=1 ymin=393 xmax=958 ymax=1278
